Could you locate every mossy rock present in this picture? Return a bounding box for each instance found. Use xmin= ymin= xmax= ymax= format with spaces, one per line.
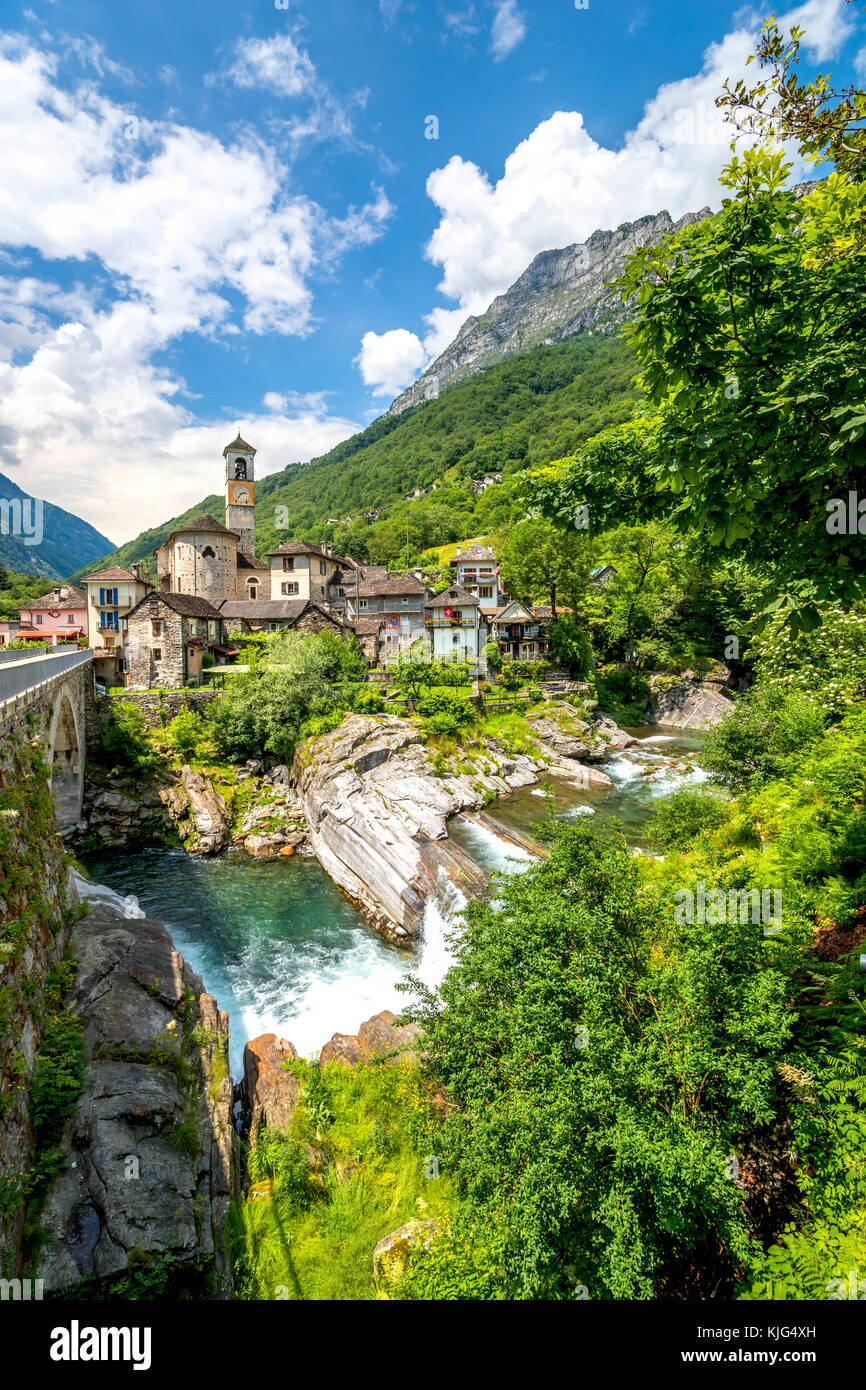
xmin=372 ymin=1219 xmax=438 ymax=1289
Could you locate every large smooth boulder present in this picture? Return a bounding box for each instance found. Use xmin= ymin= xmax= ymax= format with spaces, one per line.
xmin=647 ymin=677 xmax=734 ymax=729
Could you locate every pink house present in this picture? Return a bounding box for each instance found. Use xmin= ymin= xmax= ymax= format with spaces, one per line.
xmin=19 ymin=585 xmax=88 ymax=644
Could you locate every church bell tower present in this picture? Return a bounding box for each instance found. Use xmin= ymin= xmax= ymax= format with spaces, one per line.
xmin=224 ymin=432 xmax=256 ymax=557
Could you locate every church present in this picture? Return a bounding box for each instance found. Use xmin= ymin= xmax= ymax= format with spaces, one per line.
xmin=125 ymin=435 xmax=369 ymax=688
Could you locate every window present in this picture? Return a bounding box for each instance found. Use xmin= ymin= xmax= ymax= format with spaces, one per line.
xmin=401 ymin=596 xmax=409 ymax=606
xmin=281 ymin=582 xmax=299 ymax=596
xmin=153 ymin=648 xmax=162 ymax=662
xmin=319 ymin=561 xmax=327 ymax=575
xmin=479 ymin=585 xmax=493 ymax=599
xmin=67 ymin=614 xmax=75 ymax=624
xmin=282 ymin=557 xmax=294 ymax=572
xmin=359 ymin=599 xmax=367 ymax=610
xmin=248 ymin=585 xmax=258 ymax=600
xmin=202 ymin=546 xmax=215 ymax=560
xmin=35 ymin=613 xmax=43 ymax=624
xmin=452 ymin=632 xmax=461 ymax=644
xmin=152 ymin=620 xmax=162 ymax=637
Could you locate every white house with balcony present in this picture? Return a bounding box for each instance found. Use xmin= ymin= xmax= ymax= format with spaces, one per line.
xmin=425 ymin=585 xmax=484 ymax=662
xmin=449 ymin=543 xmax=503 ymax=612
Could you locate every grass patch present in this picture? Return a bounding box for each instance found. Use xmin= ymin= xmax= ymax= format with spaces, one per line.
xmin=229 ymin=1058 xmax=459 ymax=1301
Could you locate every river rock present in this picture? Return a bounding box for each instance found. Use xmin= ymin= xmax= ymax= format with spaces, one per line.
xmin=178 ymin=765 xmax=231 ymax=853
xmin=242 ymin=1034 xmax=302 ymax=1139
xmin=592 ymin=714 xmax=638 ymax=749
xmin=646 ymin=677 xmax=734 ymax=729
xmin=294 ymin=715 xmax=492 ymax=944
xmin=35 ymin=902 xmax=236 ymax=1297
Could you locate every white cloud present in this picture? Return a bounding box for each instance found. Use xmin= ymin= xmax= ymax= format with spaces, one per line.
xmin=0 ymin=35 xmax=389 ymax=539
xmin=211 ymin=31 xmax=371 ymax=156
xmin=219 ymin=33 xmax=316 ymax=99
xmin=370 ymin=0 xmax=859 ymax=397
xmin=355 ymin=328 xmax=427 ymax=396
xmin=490 ymin=0 xmax=527 ymax=60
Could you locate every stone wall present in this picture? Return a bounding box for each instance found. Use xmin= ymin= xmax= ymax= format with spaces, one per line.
xmin=171 ymin=534 xmax=237 ymax=606
xmin=0 ymin=712 xmax=75 ymax=1273
xmin=94 ymin=688 xmax=222 ymax=731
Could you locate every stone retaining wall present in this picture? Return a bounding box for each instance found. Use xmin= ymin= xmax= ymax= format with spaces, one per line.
xmin=96 ymin=688 xmax=222 ymax=730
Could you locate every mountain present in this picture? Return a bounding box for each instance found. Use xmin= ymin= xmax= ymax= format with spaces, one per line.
xmin=76 ymin=331 xmax=639 ymax=577
xmin=0 ymin=472 xmax=115 ymax=581
xmin=388 ymin=206 xmax=710 ymax=415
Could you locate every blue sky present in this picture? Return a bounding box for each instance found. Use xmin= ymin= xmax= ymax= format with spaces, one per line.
xmin=1 ymin=0 xmax=864 ymax=542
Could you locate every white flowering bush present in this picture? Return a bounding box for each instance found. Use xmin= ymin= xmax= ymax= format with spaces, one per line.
xmin=748 ymin=607 xmax=866 ymax=717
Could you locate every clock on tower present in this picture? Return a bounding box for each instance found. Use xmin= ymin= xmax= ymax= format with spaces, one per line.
xmin=223 ymin=432 xmax=257 ymax=557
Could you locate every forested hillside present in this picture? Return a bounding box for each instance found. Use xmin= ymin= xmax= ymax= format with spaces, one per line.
xmin=77 ymin=333 xmax=637 ymax=576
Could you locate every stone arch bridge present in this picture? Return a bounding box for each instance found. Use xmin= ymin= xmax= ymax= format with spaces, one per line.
xmin=0 ymin=648 xmax=94 ymax=831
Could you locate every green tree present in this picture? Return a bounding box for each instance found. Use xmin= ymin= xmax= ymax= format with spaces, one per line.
xmin=611 ymin=141 xmax=866 ymax=622
xmin=403 ymin=820 xmax=795 ymax=1299
xmin=500 ymin=517 xmax=594 ymax=619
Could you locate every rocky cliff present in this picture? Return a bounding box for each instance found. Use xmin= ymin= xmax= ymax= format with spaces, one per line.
xmin=35 ymin=881 xmax=238 ymax=1297
xmin=389 ymin=206 xmax=710 ymax=414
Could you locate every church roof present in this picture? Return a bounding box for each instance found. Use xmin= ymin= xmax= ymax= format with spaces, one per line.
xmin=223 ymin=433 xmax=256 ymax=456
xmin=237 ymin=551 xmax=269 ymax=571
xmin=162 ymin=515 xmax=238 ymax=548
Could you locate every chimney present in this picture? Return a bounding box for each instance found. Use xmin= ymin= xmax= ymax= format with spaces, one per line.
xmin=455 ymin=547 xmax=462 ymax=556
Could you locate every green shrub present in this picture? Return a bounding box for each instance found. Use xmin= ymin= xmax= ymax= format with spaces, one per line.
xmin=29 ymin=1012 xmax=86 ymax=1142
xmin=484 ymin=641 xmax=502 ymax=673
xmin=700 ymin=687 xmax=827 ymax=793
xmin=646 ymin=788 xmax=729 ymax=850
xmin=165 ymin=708 xmax=221 ymax=761
xmin=352 ymin=685 xmax=385 ymax=714
xmin=99 ymin=701 xmax=163 ymax=775
xmin=594 ymin=666 xmax=650 ymax=723
xmin=551 ymin=615 xmax=595 ymax=678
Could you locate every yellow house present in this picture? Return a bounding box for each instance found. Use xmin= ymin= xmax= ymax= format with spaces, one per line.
xmin=82 ymin=564 xmax=152 ymax=686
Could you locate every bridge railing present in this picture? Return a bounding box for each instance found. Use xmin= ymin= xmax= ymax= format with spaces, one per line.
xmin=0 ymin=648 xmax=93 ymax=716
